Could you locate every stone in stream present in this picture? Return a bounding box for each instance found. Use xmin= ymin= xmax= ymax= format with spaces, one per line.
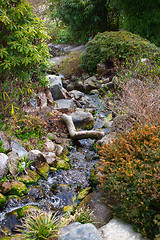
xmin=99 ymin=219 xmax=145 ymax=240
xmin=71 ymin=110 xmax=94 ymax=128
xmin=54 ymin=99 xmax=75 ymax=110
xmin=46 ymin=74 xmax=65 ymax=100
xmin=0 ymin=153 xmax=9 ymax=180
xmin=59 ymin=222 xmax=103 ymax=240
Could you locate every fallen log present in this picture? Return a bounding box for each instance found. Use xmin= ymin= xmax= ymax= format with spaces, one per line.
xmin=61 ymin=114 xmax=104 ymax=140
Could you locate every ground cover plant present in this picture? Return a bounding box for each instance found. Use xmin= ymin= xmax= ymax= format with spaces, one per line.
xmin=81 ymin=30 xmax=160 ymax=73
xmin=97 ymin=122 xmax=160 ymax=239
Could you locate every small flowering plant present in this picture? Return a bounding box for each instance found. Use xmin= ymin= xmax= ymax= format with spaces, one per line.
xmin=97 ymin=122 xmax=160 ymax=239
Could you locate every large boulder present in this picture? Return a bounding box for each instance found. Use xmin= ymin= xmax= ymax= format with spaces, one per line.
xmin=59 ymin=222 xmax=103 ymax=240
xmin=71 ymin=110 xmax=94 ymax=128
xmin=99 ymin=219 xmax=145 ymax=240
xmin=47 ymin=75 xmax=65 ymax=100
xmin=0 ymin=153 xmax=9 ymax=180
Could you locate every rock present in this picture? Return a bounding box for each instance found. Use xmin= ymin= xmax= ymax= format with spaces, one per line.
xmin=99 ymin=219 xmax=145 ymax=240
xmin=28 ymin=186 xmax=46 ymax=199
xmin=71 ymin=110 xmax=94 ymax=128
xmin=7 ymin=151 xmax=19 ymax=177
xmin=54 ymin=99 xmax=75 ymax=110
xmin=66 ymin=83 xmax=74 ymax=91
xmin=0 ymin=181 xmax=11 ymax=194
xmin=97 ymin=133 xmax=116 ymax=146
xmin=69 ymin=90 xmax=84 ymax=100
xmin=47 ymin=74 xmax=65 ymax=100
xmin=43 ymin=138 xmax=55 ymax=152
xmin=27 ymin=170 xmax=40 ymax=182
xmin=11 ymin=140 xmax=28 ymax=158
xmin=0 ymin=153 xmax=9 ymax=180
xmin=44 ymin=152 xmax=56 ymax=166
xmin=84 ymin=76 xmax=100 ymax=91
xmin=82 ymin=72 xmax=90 ymax=80
xmin=17 ymin=175 xmax=35 ymax=185
xmin=55 ymin=145 xmax=64 ymax=156
xmin=73 ymin=81 xmax=85 ymax=91
xmin=79 ymin=191 xmax=112 ymax=228
xmin=28 ymin=150 xmax=46 ymax=164
xmin=37 ymin=92 xmax=47 ymax=107
xmin=0 ymin=193 xmax=6 ymax=209
xmin=97 ymin=63 xmax=106 ymax=75
xmin=28 ymin=150 xmax=49 ymax=177
xmin=46 ymin=88 xmax=54 ymax=105
xmin=9 ymin=180 xmax=28 ymax=197
xmin=57 ymin=160 xmax=70 ymax=170
xmin=59 ymin=222 xmax=103 ymax=240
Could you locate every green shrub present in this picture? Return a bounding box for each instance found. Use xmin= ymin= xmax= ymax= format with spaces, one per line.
xmin=0 ymin=140 xmax=6 ymax=153
xmin=81 ymin=30 xmax=160 ymax=73
xmin=57 ymin=51 xmax=83 ymax=77
xmin=97 ymin=123 xmax=160 ymax=239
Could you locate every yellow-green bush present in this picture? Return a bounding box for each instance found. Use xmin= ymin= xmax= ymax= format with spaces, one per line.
xmin=57 ymin=51 xmax=83 ymax=77
xmin=81 ymin=30 xmax=160 ymax=73
xmin=97 ymin=122 xmax=160 ymax=239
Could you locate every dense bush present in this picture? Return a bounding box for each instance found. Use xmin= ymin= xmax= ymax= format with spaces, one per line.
xmin=81 ymin=30 xmax=160 ymax=72
xmin=0 ymin=0 xmax=50 ymax=118
xmin=97 ymin=123 xmax=160 ymax=239
xmin=0 ymin=0 xmax=50 ymax=81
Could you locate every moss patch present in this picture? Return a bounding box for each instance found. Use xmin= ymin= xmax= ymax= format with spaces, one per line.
xmin=0 ymin=193 xmax=6 ymax=209
xmin=17 ymin=205 xmax=40 ymax=219
xmin=9 ymin=180 xmax=28 ymax=197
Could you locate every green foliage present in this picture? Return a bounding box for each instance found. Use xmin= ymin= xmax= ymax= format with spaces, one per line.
xmin=17 ymin=156 xmax=33 ymax=174
xmin=2 ymin=113 xmax=46 ymax=151
xmin=111 ymin=0 xmax=160 ymax=46
xmin=0 ymin=0 xmax=50 ymax=118
xmin=81 ymin=30 xmax=160 ymax=73
xmin=73 ymin=207 xmax=95 ymax=224
xmin=49 ymin=0 xmax=119 ymax=43
xmin=97 ymin=123 xmax=160 ymax=239
xmin=20 ymin=211 xmax=60 ymax=240
xmin=0 ymin=140 xmax=6 ymax=153
xmin=0 ymin=0 xmax=50 ymax=81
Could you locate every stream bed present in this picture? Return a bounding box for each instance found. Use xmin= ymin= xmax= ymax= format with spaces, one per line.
xmin=0 ymin=92 xmax=111 ymax=237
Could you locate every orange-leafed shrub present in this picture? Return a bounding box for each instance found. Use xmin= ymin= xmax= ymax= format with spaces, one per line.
xmin=97 ymin=122 xmax=160 ymax=239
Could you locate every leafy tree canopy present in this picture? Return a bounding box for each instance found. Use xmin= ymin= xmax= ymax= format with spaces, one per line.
xmin=111 ymin=0 xmax=160 ymax=46
xmin=49 ymin=0 xmax=119 ymax=43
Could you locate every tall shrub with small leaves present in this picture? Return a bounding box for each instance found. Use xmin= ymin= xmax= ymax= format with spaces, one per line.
xmin=97 ymin=122 xmax=160 ymax=239
xmin=0 ymin=0 xmax=50 ymax=117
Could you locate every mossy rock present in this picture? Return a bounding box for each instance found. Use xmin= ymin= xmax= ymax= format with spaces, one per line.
xmin=27 ymin=169 xmax=41 ymax=182
xmin=17 ymin=175 xmax=35 ymax=185
xmin=0 ymin=193 xmax=6 ymax=208
xmin=17 ymin=205 xmax=40 ymax=219
xmin=81 ymin=30 xmax=160 ymax=73
xmin=57 ymin=160 xmax=70 ymax=170
xmin=9 ymin=180 xmax=28 ymax=197
xmin=78 ymin=187 xmax=91 ymax=201
xmin=36 ymin=162 xmax=49 ymax=177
